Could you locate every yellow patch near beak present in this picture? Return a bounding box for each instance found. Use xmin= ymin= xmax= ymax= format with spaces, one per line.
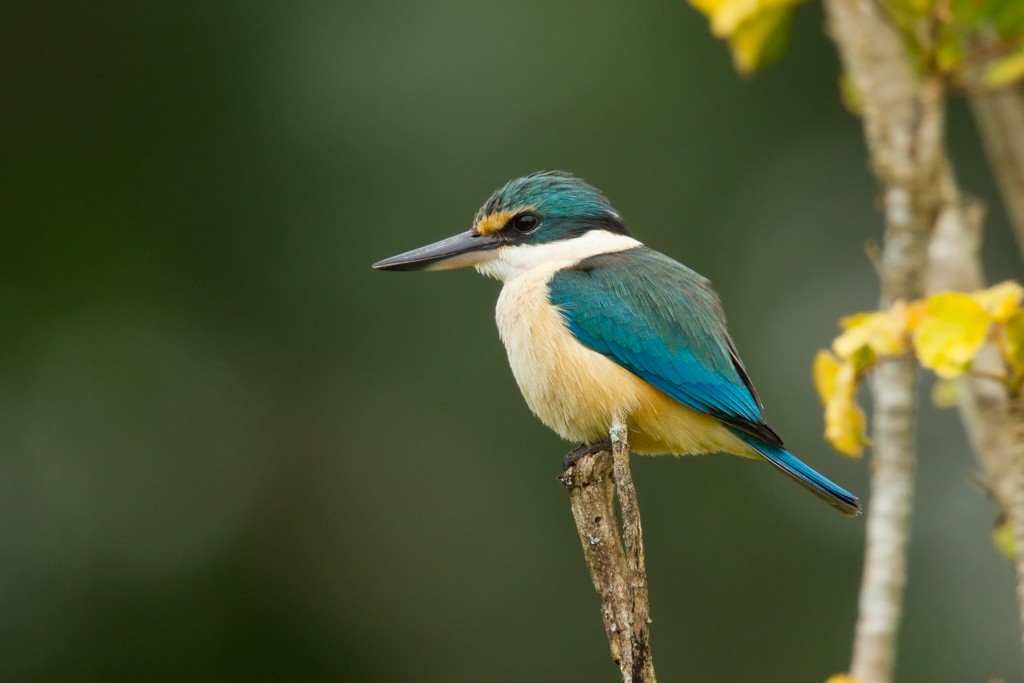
xmin=474 ymin=209 xmax=517 ymax=236
xmin=474 ymin=206 xmax=538 ymax=236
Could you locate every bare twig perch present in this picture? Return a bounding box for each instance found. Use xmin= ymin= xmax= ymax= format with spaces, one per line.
xmin=560 ymin=414 xmax=656 ymax=682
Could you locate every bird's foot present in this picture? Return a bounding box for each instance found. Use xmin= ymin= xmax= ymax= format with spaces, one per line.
xmin=562 ymin=438 xmax=613 ymax=469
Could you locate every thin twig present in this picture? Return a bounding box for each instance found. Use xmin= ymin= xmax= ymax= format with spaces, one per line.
xmin=560 ymin=417 xmax=656 ymax=682
xmin=824 ymin=0 xmax=945 ymax=679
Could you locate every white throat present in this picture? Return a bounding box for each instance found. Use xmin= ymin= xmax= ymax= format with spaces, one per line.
xmin=474 ymin=230 xmax=642 ymax=282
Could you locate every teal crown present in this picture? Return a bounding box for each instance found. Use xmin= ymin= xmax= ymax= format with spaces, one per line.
xmin=475 ymin=171 xmax=630 ymax=244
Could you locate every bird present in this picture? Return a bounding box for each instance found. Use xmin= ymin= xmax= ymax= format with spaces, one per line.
xmin=373 ymin=171 xmax=861 ymax=516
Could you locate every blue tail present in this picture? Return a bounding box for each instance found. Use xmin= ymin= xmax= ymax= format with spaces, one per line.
xmin=739 ymin=436 xmax=861 ymax=516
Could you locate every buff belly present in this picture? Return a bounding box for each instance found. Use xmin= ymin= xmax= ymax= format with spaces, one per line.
xmin=494 ymin=267 xmax=759 ymax=459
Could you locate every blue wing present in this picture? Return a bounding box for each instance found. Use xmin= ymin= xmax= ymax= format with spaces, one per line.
xmin=548 ymin=246 xmax=782 ymax=447
xmin=548 ymin=246 xmax=861 ymax=516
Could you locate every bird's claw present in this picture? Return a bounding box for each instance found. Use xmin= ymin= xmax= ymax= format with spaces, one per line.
xmin=562 ymin=438 xmax=613 ymax=469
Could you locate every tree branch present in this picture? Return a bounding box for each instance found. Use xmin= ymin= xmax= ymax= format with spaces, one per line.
xmin=927 ymin=160 xmax=1024 ymax=663
xmin=560 ymin=415 xmax=656 ymax=682
xmin=966 ymin=377 xmax=1024 ymax=665
xmin=855 ymin=359 xmax=917 ymax=683
xmin=967 ymin=29 xmax=1024 ymax=259
xmin=970 ymin=85 xmax=1024 ymax=259
xmin=823 ymin=0 xmax=945 ymax=680
xmin=1003 ymin=394 xmax=1024 ymax=665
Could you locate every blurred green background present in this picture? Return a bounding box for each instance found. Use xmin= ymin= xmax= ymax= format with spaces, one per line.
xmin=3 ymin=2 xmax=1021 ymax=681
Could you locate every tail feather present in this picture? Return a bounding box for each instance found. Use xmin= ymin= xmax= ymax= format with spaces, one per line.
xmin=741 ymin=437 xmax=861 ymax=516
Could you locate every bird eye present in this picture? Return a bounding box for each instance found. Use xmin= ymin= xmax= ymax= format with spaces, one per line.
xmin=511 ymin=213 xmax=539 ymax=233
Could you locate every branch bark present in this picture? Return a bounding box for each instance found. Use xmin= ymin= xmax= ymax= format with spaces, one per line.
xmin=975 ymin=382 xmax=1024 ymax=664
xmin=854 ymin=360 xmax=917 ymax=683
xmin=967 ymin=30 xmax=1024 ymax=259
xmin=1003 ymin=394 xmax=1024 ymax=664
xmin=831 ymin=11 xmax=1024 ymax=666
xmin=823 ymin=1 xmax=946 ymax=680
xmin=560 ymin=415 xmax=655 ymax=682
xmin=927 ymin=157 xmax=1024 ymax=663
xmin=970 ymin=85 xmax=1024 ymax=259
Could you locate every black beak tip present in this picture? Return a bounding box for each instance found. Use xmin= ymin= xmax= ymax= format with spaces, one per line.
xmin=371 ymin=256 xmax=418 ymax=271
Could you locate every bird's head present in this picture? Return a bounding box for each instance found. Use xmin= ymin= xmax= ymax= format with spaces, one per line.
xmin=372 ymin=171 xmax=633 ymax=280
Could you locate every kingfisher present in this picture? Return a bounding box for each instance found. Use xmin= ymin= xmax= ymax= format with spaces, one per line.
xmin=373 ymin=171 xmax=860 ymax=516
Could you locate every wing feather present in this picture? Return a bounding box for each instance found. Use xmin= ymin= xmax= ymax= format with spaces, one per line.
xmin=548 ymin=246 xmax=782 ymax=447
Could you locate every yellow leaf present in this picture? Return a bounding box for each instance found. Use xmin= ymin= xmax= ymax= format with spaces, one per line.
xmin=813 ymin=351 xmax=866 ymax=457
xmin=727 ymin=6 xmax=791 ymax=73
xmin=1002 ymin=310 xmax=1024 ymax=380
xmin=837 ymin=310 xmax=874 ymax=329
xmin=687 ymin=0 xmax=803 ymax=73
xmin=984 ymin=49 xmax=1024 ymax=89
xmin=834 ymin=304 xmax=909 ymax=359
xmin=689 ymin=0 xmax=727 ymax=27
xmin=832 ymin=319 xmax=873 ymax=358
xmin=813 ymin=350 xmax=841 ymax=404
xmin=912 ymin=293 xmax=990 ymax=378
xmin=825 ymin=675 xmax=863 ymax=683
xmin=689 ymin=0 xmax=799 ymax=36
xmin=904 ymin=299 xmax=928 ymax=331
xmin=973 ymin=280 xmax=1024 ymax=322
xmin=994 ymin=516 xmax=1015 ymax=561
xmin=688 ymin=0 xmax=746 ymax=36
xmin=825 ymin=391 xmax=868 ymax=457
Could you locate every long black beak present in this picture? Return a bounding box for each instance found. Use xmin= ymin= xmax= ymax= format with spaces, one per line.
xmin=372 ymin=230 xmax=501 ymax=272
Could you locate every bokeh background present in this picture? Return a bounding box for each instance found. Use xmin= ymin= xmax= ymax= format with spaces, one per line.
xmin=3 ymin=2 xmax=1022 ymax=681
